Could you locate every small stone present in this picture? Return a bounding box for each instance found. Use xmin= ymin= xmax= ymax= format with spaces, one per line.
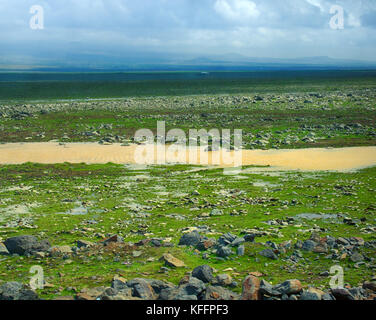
xmin=243 ymin=234 xmax=256 ymax=242
xmin=259 ymin=249 xmax=278 ymax=260
xmin=49 ymin=245 xmax=73 ymax=257
xmin=161 ymin=253 xmax=186 ymax=268
xmin=196 ymin=239 xmax=216 ymax=251
xmin=77 ymin=240 xmax=94 ymax=249
xmin=302 ymin=240 xmax=316 ymax=251
xmin=34 ymin=251 xmax=46 ymax=258
xmin=0 ymin=243 xmax=9 ymax=255
xmin=102 ymin=235 xmax=123 ymax=245
xmin=132 ymin=251 xmax=142 ymax=258
xmin=210 ymin=209 xmax=223 ymax=216
xmin=350 ymin=252 xmax=364 ymax=263
xmin=313 ymin=244 xmax=328 ymax=253
xmin=237 ymin=245 xmax=245 ymax=256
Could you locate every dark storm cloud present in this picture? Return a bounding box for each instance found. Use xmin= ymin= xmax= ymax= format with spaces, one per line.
xmin=0 ymin=0 xmax=375 ymax=65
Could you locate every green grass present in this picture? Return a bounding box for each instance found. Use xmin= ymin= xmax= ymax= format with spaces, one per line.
xmin=0 ymin=163 xmax=375 ymax=299
xmin=1 ymin=70 xmax=376 ymax=101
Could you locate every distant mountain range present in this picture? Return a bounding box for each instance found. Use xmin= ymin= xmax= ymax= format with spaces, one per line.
xmin=1 ymin=53 xmax=375 ymax=72
xmin=179 ymin=54 xmax=376 ymax=67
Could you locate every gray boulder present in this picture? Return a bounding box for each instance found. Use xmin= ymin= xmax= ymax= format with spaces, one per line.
xmin=203 ymin=285 xmax=240 ymax=300
xmin=179 ymin=277 xmax=206 ymax=297
xmin=126 ymin=278 xmax=157 ymax=300
xmin=217 ymin=246 xmax=233 ymax=258
xmin=192 ymin=265 xmax=214 ymax=283
xmin=302 ymin=240 xmax=317 ymax=252
xmin=0 ymin=282 xmax=38 ymax=300
xmin=159 ymin=277 xmax=205 ymax=300
xmin=259 ymin=249 xmax=278 ymax=260
xmin=299 ymin=291 xmax=321 ymax=300
xmin=273 ymin=280 xmax=302 ymax=295
xmin=179 ymin=231 xmax=201 ymax=246
xmin=4 ymin=235 xmax=51 ymax=256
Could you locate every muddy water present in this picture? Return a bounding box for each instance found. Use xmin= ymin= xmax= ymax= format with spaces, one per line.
xmin=0 ymin=143 xmax=376 ymax=172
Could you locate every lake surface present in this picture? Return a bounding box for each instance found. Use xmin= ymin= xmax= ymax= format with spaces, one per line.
xmin=1 ymin=143 xmax=376 ymax=172
xmin=1 ymin=70 xmax=375 ymax=82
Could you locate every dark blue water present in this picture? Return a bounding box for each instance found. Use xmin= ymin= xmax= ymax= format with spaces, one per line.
xmin=0 ymin=70 xmax=375 ymax=82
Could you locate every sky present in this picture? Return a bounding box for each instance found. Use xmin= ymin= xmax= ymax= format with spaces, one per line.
xmin=1 ymin=0 xmax=376 ymax=67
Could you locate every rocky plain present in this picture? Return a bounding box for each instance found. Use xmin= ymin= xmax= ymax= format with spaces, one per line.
xmin=0 ymin=86 xmax=375 ymax=301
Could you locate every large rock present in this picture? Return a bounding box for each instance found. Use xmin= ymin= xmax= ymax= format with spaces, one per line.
xmin=0 ymin=282 xmax=38 ymax=300
xmin=98 ymin=287 xmax=134 ymax=300
xmin=127 ymin=278 xmax=157 ymax=300
xmin=179 ymin=231 xmax=201 ymax=246
xmin=179 ymin=277 xmax=206 ymax=297
xmin=273 ymin=280 xmax=302 ymax=295
xmin=241 ymin=275 xmax=261 ymax=300
xmin=363 ymin=281 xmax=376 ymax=292
xmin=213 ymin=274 xmax=233 ymax=287
xmin=191 ymin=265 xmax=213 ymax=283
xmin=160 ymin=277 xmax=205 ymax=300
xmin=145 ymin=279 xmax=176 ymax=296
xmin=330 ymin=288 xmax=355 ymax=300
xmin=203 ymin=286 xmax=240 ymax=300
xmin=111 ymin=275 xmax=128 ymax=291
xmin=259 ymin=279 xmax=275 ymax=296
xmin=300 ymin=288 xmax=325 ymax=300
xmin=4 ymin=235 xmax=50 ymax=255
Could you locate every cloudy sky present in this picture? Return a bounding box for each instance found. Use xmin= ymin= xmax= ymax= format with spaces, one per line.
xmin=1 ymin=0 xmax=376 ymax=66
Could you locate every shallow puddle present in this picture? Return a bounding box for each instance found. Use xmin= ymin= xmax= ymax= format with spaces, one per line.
xmin=294 ymin=213 xmax=344 ymax=221
xmin=56 ymin=204 xmax=88 ymax=216
xmin=0 ymin=143 xmax=376 ymax=172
